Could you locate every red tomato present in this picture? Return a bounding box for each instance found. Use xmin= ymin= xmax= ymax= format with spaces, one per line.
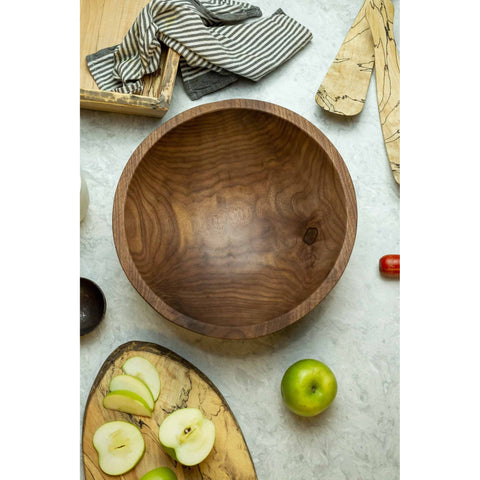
xmin=379 ymin=254 xmax=400 ymax=278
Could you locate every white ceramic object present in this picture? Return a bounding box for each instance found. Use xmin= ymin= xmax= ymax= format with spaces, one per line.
xmin=80 ymin=175 xmax=89 ymax=222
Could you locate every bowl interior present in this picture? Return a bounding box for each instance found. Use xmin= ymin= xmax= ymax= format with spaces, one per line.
xmin=123 ymin=107 xmax=349 ymax=329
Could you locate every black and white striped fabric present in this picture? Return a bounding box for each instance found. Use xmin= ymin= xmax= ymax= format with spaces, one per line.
xmin=86 ymin=0 xmax=312 ymax=100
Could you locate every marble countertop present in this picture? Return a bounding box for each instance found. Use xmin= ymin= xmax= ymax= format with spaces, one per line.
xmin=80 ymin=0 xmax=400 ymax=478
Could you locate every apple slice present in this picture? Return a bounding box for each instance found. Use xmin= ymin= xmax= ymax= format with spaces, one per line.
xmin=93 ymin=420 xmax=145 ymax=475
xmin=109 ymin=374 xmax=155 ymax=411
xmin=158 ymin=408 xmax=215 ymax=466
xmin=140 ymin=466 xmax=178 ymax=480
xmin=103 ymin=390 xmax=153 ymax=417
xmin=122 ymin=356 xmax=161 ymax=401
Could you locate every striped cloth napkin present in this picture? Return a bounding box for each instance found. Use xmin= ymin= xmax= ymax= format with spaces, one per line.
xmin=86 ymin=0 xmax=312 ymax=100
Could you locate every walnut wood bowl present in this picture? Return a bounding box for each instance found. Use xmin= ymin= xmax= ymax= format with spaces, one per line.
xmin=113 ymin=99 xmax=357 ymax=339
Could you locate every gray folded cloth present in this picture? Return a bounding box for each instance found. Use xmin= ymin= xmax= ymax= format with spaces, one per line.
xmin=86 ymin=0 xmax=312 ymax=100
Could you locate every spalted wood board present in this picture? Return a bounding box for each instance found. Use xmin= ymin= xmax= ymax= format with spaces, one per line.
xmin=315 ymin=0 xmax=374 ymax=116
xmin=82 ymin=341 xmax=257 ymax=479
xmin=80 ymin=0 xmax=179 ymax=117
xmin=365 ymin=0 xmax=400 ymax=184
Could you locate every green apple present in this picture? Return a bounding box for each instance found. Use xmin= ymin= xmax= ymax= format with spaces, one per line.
xmin=103 ymin=390 xmax=153 ymax=417
xmin=109 ymin=374 xmax=155 ymax=410
xmin=281 ymin=359 xmax=337 ymax=416
xmin=140 ymin=467 xmax=178 ymax=480
xmin=93 ymin=420 xmax=145 ymax=475
xmin=158 ymin=408 xmax=215 ymax=466
xmin=122 ymin=356 xmax=161 ymax=401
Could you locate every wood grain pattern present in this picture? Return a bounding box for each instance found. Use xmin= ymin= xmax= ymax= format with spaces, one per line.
xmin=112 ymin=100 xmax=357 ymax=339
xmin=82 ymin=341 xmax=257 ymax=479
xmin=80 ymin=0 xmax=179 ymax=117
xmin=315 ymin=0 xmax=374 ymax=116
xmin=365 ymin=0 xmax=400 ymax=184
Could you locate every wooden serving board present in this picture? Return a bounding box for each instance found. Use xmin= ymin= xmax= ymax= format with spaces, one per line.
xmin=82 ymin=341 xmax=257 ymax=479
xmin=315 ymin=0 xmax=374 ymax=116
xmin=365 ymin=0 xmax=400 ymax=184
xmin=80 ymin=0 xmax=180 ymax=117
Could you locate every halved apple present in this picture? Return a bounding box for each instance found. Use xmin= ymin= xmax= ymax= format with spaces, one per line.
xmin=103 ymin=390 xmax=153 ymax=417
xmin=140 ymin=466 xmax=178 ymax=480
xmin=158 ymin=408 xmax=215 ymax=466
xmin=109 ymin=374 xmax=155 ymax=411
xmin=93 ymin=420 xmax=145 ymax=475
xmin=122 ymin=356 xmax=161 ymax=401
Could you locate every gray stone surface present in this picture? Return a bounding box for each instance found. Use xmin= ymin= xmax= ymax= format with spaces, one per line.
xmin=80 ymin=1 xmax=400 ymax=478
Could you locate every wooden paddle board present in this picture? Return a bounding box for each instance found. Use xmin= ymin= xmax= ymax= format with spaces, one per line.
xmin=82 ymin=341 xmax=257 ymax=479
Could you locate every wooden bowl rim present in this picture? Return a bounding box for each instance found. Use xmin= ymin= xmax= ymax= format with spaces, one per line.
xmin=112 ymin=99 xmax=357 ymax=339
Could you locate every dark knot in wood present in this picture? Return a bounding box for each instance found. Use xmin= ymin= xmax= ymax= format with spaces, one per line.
xmin=303 ymin=227 xmax=318 ymax=245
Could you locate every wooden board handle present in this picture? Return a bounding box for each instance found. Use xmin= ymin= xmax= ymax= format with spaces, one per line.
xmin=315 ymin=0 xmax=374 ymax=116
xmin=365 ymin=0 xmax=400 ymax=184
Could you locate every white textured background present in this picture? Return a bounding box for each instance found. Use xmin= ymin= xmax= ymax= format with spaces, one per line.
xmin=80 ymin=1 xmax=400 ymax=478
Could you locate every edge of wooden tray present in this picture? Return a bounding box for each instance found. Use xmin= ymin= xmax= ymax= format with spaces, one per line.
xmin=80 ymin=49 xmax=180 ymax=118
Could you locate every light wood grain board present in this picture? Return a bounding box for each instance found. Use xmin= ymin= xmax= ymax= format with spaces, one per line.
xmin=82 ymin=341 xmax=257 ymax=479
xmin=315 ymin=0 xmax=374 ymax=116
xmin=80 ymin=0 xmax=179 ymax=117
xmin=365 ymin=0 xmax=400 ymax=184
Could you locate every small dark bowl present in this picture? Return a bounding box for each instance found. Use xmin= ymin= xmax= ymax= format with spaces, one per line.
xmin=113 ymin=100 xmax=357 ymax=339
xmin=80 ymin=277 xmax=106 ymax=335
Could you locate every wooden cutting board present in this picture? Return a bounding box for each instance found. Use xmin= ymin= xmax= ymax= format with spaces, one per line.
xmin=80 ymin=0 xmax=179 ymax=117
xmin=365 ymin=0 xmax=400 ymax=184
xmin=82 ymin=341 xmax=257 ymax=479
xmin=315 ymin=0 xmax=374 ymax=116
